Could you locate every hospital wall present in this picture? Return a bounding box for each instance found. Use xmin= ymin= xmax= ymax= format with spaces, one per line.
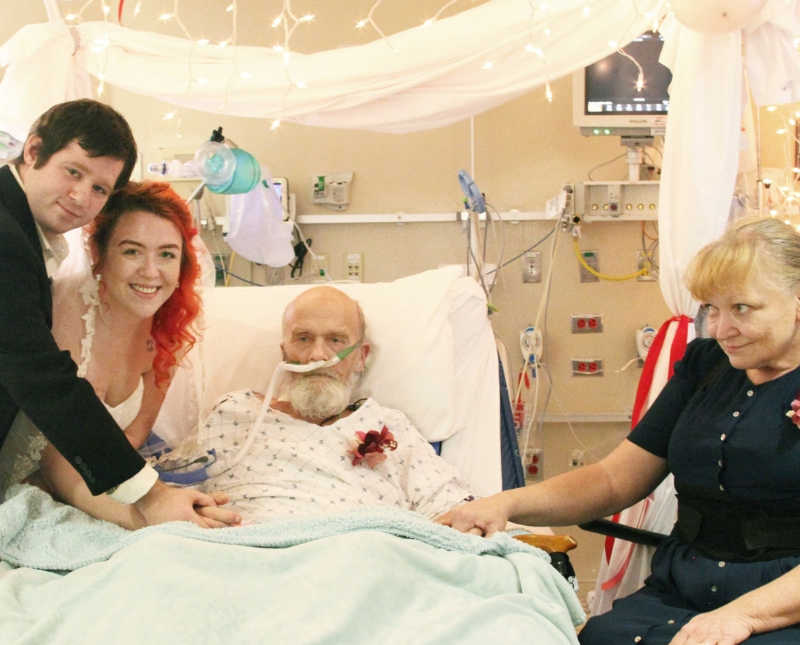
xmin=1 ymin=0 xmax=791 ymax=610
xmin=119 ymin=69 xmax=668 ymax=605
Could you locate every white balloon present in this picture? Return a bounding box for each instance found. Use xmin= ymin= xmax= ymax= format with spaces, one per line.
xmin=671 ymin=0 xmax=767 ymax=33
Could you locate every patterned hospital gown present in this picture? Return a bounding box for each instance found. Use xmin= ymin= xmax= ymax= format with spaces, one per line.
xmin=197 ymin=390 xmax=473 ymax=524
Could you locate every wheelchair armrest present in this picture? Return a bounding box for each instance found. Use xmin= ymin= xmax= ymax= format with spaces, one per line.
xmin=512 ymin=533 xmax=577 ymax=553
xmin=512 ymin=533 xmax=578 ymax=585
xmin=578 ymin=518 xmax=667 ymax=547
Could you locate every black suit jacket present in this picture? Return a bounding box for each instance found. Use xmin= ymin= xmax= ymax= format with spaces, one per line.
xmin=0 ymin=165 xmax=145 ymax=495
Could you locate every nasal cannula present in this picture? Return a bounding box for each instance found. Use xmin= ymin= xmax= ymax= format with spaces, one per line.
xmin=227 ymin=341 xmax=362 ymax=467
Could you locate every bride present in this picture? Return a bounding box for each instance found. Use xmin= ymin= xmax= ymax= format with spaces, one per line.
xmin=23 ymin=181 xmax=233 ymax=528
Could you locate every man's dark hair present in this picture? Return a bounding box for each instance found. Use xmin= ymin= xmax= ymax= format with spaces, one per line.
xmin=20 ymin=99 xmax=138 ymax=190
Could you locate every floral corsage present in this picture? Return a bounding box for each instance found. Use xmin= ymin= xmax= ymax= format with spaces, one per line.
xmin=349 ymin=426 xmax=397 ymax=467
xmin=786 ymin=395 xmax=800 ymax=427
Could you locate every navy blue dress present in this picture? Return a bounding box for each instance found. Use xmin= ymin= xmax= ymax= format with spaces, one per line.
xmin=579 ymin=338 xmax=800 ymax=644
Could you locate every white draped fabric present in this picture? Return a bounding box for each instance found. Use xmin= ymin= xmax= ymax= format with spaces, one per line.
xmin=0 ymin=0 xmax=663 ymax=138
xmin=589 ymin=1 xmax=800 ymax=617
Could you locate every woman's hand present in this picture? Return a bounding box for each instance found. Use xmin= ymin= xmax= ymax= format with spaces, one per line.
xmin=436 ymin=493 xmax=514 ymax=537
xmin=134 ymin=483 xmax=241 ymax=528
xmin=669 ymin=607 xmax=754 ymax=645
xmin=195 ymin=491 xmax=242 ymax=528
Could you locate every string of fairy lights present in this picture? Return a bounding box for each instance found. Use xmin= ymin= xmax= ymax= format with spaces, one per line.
xmin=53 ymin=0 xmax=664 ymax=123
xmin=43 ymin=0 xmax=800 ymax=222
xmin=15 ymin=0 xmax=800 ymax=223
xmin=761 ymin=103 xmax=800 ymax=224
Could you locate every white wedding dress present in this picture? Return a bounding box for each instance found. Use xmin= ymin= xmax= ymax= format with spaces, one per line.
xmin=0 ymin=230 xmax=215 ymax=499
xmin=0 ymin=379 xmax=143 ymax=499
xmin=0 ymin=269 xmax=144 ymax=499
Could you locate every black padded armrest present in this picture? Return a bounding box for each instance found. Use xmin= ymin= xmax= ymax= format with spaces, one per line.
xmin=579 ymin=519 xmax=667 ymax=547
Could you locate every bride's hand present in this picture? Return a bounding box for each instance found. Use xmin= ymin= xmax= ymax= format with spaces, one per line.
xmin=195 ymin=491 xmax=242 ymax=527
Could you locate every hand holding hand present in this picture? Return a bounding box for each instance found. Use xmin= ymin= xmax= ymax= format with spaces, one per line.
xmin=195 ymin=491 xmax=243 ymax=528
xmin=133 ymin=481 xmax=241 ymax=528
xmin=435 ymin=494 xmax=512 ymax=537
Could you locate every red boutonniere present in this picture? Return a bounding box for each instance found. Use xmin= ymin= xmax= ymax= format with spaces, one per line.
xmin=786 ymin=395 xmax=800 ymax=427
xmin=349 ymin=426 xmax=397 ymax=467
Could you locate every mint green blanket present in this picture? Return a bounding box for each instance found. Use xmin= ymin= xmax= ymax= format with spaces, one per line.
xmin=0 ymin=485 xmax=584 ymax=644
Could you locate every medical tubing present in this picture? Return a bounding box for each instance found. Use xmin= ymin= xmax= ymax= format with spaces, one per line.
xmin=224 ymin=252 xmax=237 ymax=286
xmin=481 ymin=202 xmax=506 ymax=292
xmin=292 ymin=220 xmax=334 ymax=282
xmin=572 ymin=237 xmax=649 ymax=281
xmin=223 ymin=349 xmax=352 ymax=468
xmin=519 ymin=221 xmax=560 ymax=451
xmin=217 ymin=270 xmax=264 ymax=286
xmin=640 ymin=222 xmax=660 ymax=272
xmin=185 ymin=180 xmax=207 ymax=204
xmin=587 ymin=152 xmax=627 ymax=181
xmin=485 ymin=227 xmax=555 ymax=275
xmin=227 ymin=364 xmax=283 ymax=468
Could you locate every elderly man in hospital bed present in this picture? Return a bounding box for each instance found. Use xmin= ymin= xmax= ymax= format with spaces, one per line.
xmin=193 ymin=284 xmax=474 ymax=524
xmin=0 ymin=273 xmax=586 ymax=645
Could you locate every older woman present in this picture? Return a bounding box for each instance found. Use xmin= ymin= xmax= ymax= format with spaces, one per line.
xmin=439 ymin=216 xmax=800 ymax=644
xmin=34 ymin=181 xmax=238 ymax=529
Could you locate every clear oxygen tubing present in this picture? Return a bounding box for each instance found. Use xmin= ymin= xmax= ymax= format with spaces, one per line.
xmin=224 ymin=342 xmax=362 ymax=470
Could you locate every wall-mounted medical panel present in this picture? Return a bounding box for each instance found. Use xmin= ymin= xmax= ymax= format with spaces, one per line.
xmin=579 ymin=181 xmax=659 ymax=222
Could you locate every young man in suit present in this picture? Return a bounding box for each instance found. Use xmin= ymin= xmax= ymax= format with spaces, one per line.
xmin=0 ymin=99 xmax=236 ymax=527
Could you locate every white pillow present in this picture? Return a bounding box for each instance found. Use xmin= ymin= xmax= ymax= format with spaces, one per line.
xmin=155 ymin=266 xmax=465 ymax=445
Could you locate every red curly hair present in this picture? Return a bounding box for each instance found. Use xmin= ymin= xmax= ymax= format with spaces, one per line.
xmin=88 ymin=181 xmax=201 ymax=387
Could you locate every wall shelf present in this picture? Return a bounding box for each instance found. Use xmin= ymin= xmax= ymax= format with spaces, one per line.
xmin=296 ymin=211 xmax=549 ymax=224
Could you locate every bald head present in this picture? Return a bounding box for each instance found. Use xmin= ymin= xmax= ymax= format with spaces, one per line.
xmin=282 ymin=286 xmax=366 ymax=341
xmin=277 ymin=287 xmax=370 ymax=422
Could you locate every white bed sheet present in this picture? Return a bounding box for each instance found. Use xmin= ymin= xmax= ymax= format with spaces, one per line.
xmin=155 ymin=266 xmax=503 ymax=496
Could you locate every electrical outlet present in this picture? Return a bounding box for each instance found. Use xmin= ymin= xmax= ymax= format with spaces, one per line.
xmin=346 ymin=252 xmax=363 ymax=282
xmin=522 ymin=251 xmax=542 ymax=283
xmin=571 ymin=359 xmax=604 ymax=376
xmin=578 ymin=250 xmax=599 ymax=283
xmin=571 ymin=314 xmax=603 ymax=333
xmin=525 ymin=448 xmax=544 ymax=481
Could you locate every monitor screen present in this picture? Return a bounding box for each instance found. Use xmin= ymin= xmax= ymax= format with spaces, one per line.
xmin=573 ymin=32 xmax=672 ymax=136
xmin=270 ymin=177 xmax=289 ymax=218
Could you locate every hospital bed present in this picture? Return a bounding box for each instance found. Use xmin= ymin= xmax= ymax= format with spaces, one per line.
xmin=0 ymin=266 xmax=584 ymax=644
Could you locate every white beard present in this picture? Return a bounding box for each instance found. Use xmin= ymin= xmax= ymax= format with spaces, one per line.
xmin=285 ymin=372 xmax=354 ymax=422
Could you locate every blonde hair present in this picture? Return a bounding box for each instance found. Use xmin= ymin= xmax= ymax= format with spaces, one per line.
xmin=686 ymin=216 xmax=800 ymax=301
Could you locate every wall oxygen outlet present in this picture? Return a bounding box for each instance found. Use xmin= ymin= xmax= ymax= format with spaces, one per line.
xmin=578 ymin=250 xmax=599 ymax=283
xmin=636 ymin=250 xmax=657 ymax=281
